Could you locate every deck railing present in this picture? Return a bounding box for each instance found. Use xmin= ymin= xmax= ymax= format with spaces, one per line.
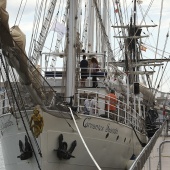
xmin=129 ymin=120 xmax=167 ymax=170
xmin=0 ymin=85 xmax=145 ymax=134
xmin=43 ymin=66 xmax=107 ymax=87
xmin=0 ymin=91 xmax=10 ymax=115
xmin=77 ymin=89 xmax=145 ymax=132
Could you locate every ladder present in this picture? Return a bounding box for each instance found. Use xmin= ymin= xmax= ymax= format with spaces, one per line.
xmin=31 ymin=0 xmax=57 ymax=65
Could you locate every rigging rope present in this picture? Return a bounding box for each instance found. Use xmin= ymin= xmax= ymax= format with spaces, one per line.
xmin=81 ymin=2 xmax=87 ymax=49
xmin=93 ymin=0 xmax=116 ymax=62
xmin=2 ymin=56 xmax=43 ymax=155
xmin=144 ymin=43 xmax=170 ymax=56
xmin=0 ymin=63 xmax=22 ymax=131
xmin=28 ymin=0 xmax=45 ymax=58
xmin=161 ymin=71 xmax=170 ymax=89
xmin=151 ymin=0 xmax=164 ymax=86
xmin=0 ymin=16 xmax=77 ymax=133
xmin=139 ymin=0 xmax=155 ymax=26
xmin=46 ymin=0 xmax=63 ymax=69
xmin=0 ymin=53 xmax=42 ymax=170
xmin=9 ymin=63 xmax=42 ymax=157
xmin=14 ymin=0 xmax=24 ymax=26
xmin=153 ymin=31 xmax=169 ymax=95
xmin=0 ymin=58 xmax=17 ymax=118
xmin=18 ymin=0 xmax=28 ymax=26
xmin=123 ymin=0 xmax=129 ymax=24
xmin=29 ymin=0 xmax=48 ymax=60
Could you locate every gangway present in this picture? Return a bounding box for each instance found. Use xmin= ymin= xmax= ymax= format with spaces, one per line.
xmin=129 ymin=120 xmax=169 ymax=170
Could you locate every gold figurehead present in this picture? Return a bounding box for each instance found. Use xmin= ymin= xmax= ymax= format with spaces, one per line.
xmin=30 ymin=108 xmax=44 ymax=138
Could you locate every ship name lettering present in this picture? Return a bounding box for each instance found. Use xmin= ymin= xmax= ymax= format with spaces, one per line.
xmin=83 ymin=118 xmax=104 ymax=131
xmin=105 ymin=124 xmax=118 ymax=134
xmin=0 ymin=121 xmax=13 ymax=130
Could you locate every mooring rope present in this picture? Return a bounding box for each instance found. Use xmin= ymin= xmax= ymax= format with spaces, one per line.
xmin=68 ymin=107 xmax=101 ymax=170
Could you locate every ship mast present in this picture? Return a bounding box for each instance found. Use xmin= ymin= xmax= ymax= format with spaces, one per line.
xmin=133 ymin=0 xmax=138 ymax=83
xmin=133 ymin=0 xmax=141 ymax=82
xmin=128 ymin=0 xmax=139 ymax=84
xmin=65 ymin=0 xmax=77 ymax=103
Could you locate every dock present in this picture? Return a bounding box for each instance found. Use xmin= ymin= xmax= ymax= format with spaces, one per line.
xmin=143 ymin=133 xmax=170 ymax=170
xmin=129 ymin=120 xmax=170 ymax=170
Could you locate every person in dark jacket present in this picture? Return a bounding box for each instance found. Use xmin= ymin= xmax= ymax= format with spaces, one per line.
xmin=90 ymin=57 xmax=99 ymax=87
xmin=80 ymin=55 xmax=88 ymax=87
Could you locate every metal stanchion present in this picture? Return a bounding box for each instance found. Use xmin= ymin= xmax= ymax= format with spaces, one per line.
xmin=159 ymin=140 xmax=170 ymax=170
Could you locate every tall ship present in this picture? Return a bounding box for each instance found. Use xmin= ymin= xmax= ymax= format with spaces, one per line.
xmin=0 ymin=0 xmax=169 ymax=169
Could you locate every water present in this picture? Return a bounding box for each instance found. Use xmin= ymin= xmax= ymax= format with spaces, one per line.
xmin=0 ymin=142 xmax=5 ymax=170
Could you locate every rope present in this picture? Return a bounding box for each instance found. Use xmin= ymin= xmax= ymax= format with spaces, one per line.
xmin=0 ymin=59 xmax=18 ymax=119
xmin=0 ymin=53 xmax=42 ymax=170
xmin=94 ymin=0 xmax=115 ymax=61
xmin=14 ymin=0 xmax=24 ymax=26
xmin=0 ymin=16 xmax=77 ymax=133
xmin=28 ymin=0 xmax=45 ymax=58
xmin=111 ymin=0 xmax=133 ymax=71
xmin=151 ymin=0 xmax=164 ymax=85
xmin=18 ymin=0 xmax=28 ymax=26
xmin=9 ymin=64 xmax=42 ymax=157
xmin=82 ymin=2 xmax=88 ymax=50
xmin=68 ymin=107 xmax=102 ymax=170
xmin=153 ymin=31 xmax=169 ymax=95
xmin=139 ymin=0 xmax=155 ymax=26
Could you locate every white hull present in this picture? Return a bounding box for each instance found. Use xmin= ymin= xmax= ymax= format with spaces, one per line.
xmin=0 ymin=0 xmax=164 ymax=169
xmin=0 ymin=111 xmax=147 ymax=170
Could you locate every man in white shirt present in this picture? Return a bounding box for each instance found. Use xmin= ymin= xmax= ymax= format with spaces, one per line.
xmin=84 ymin=98 xmax=91 ymax=115
xmin=84 ymin=94 xmax=98 ymax=116
xmin=90 ymin=98 xmax=96 ymax=115
xmin=90 ymin=95 xmax=100 ymax=116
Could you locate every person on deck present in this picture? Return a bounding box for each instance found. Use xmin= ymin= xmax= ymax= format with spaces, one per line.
xmin=90 ymin=96 xmax=96 ymax=115
xmin=80 ymin=55 xmax=88 ymax=87
xmin=84 ymin=94 xmax=99 ymax=116
xmin=84 ymin=95 xmax=91 ymax=115
xmin=90 ymin=57 xmax=99 ymax=88
xmin=105 ymin=90 xmax=117 ymax=120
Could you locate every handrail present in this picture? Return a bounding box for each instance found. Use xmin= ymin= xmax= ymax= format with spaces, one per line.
xmin=159 ymin=140 xmax=170 ymax=170
xmin=129 ymin=120 xmax=167 ymax=170
xmin=77 ymin=89 xmax=145 ymax=132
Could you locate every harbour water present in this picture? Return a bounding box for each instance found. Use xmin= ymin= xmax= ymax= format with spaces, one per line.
xmin=0 ymin=142 xmax=5 ymax=170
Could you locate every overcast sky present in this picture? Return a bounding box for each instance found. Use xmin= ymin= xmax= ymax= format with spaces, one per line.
xmin=5 ymin=0 xmax=170 ymax=92
xmin=6 ymin=0 xmax=170 ymax=53
xmin=6 ymin=0 xmax=170 ymax=50
xmin=7 ymin=0 xmax=35 ymax=30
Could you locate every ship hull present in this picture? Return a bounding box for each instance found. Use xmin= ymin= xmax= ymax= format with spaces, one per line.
xmin=0 ymin=110 xmax=147 ymax=170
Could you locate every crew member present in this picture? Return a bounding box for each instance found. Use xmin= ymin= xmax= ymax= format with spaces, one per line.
xmin=105 ymin=90 xmax=117 ymax=120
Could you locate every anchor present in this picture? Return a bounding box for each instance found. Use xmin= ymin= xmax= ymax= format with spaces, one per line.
xmin=54 ymin=134 xmax=77 ymax=160
xmin=17 ymin=135 xmax=32 ymax=160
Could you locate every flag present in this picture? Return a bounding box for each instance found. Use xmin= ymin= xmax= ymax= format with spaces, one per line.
xmin=50 ymin=19 xmax=66 ymax=39
xmin=114 ymin=9 xmax=119 ymax=13
xmin=140 ymin=45 xmax=147 ymax=52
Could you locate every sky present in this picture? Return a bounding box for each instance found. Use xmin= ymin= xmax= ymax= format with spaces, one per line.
xmin=5 ymin=0 xmax=170 ymax=93
xmin=6 ymin=0 xmax=36 ymax=51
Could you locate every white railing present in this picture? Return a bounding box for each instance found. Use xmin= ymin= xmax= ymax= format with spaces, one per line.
xmin=43 ymin=66 xmax=107 ymax=88
xmin=129 ymin=120 xmax=167 ymax=170
xmin=0 ymin=91 xmax=10 ymax=115
xmin=0 ymin=85 xmax=145 ymax=133
xmin=77 ymin=89 xmax=145 ymax=132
